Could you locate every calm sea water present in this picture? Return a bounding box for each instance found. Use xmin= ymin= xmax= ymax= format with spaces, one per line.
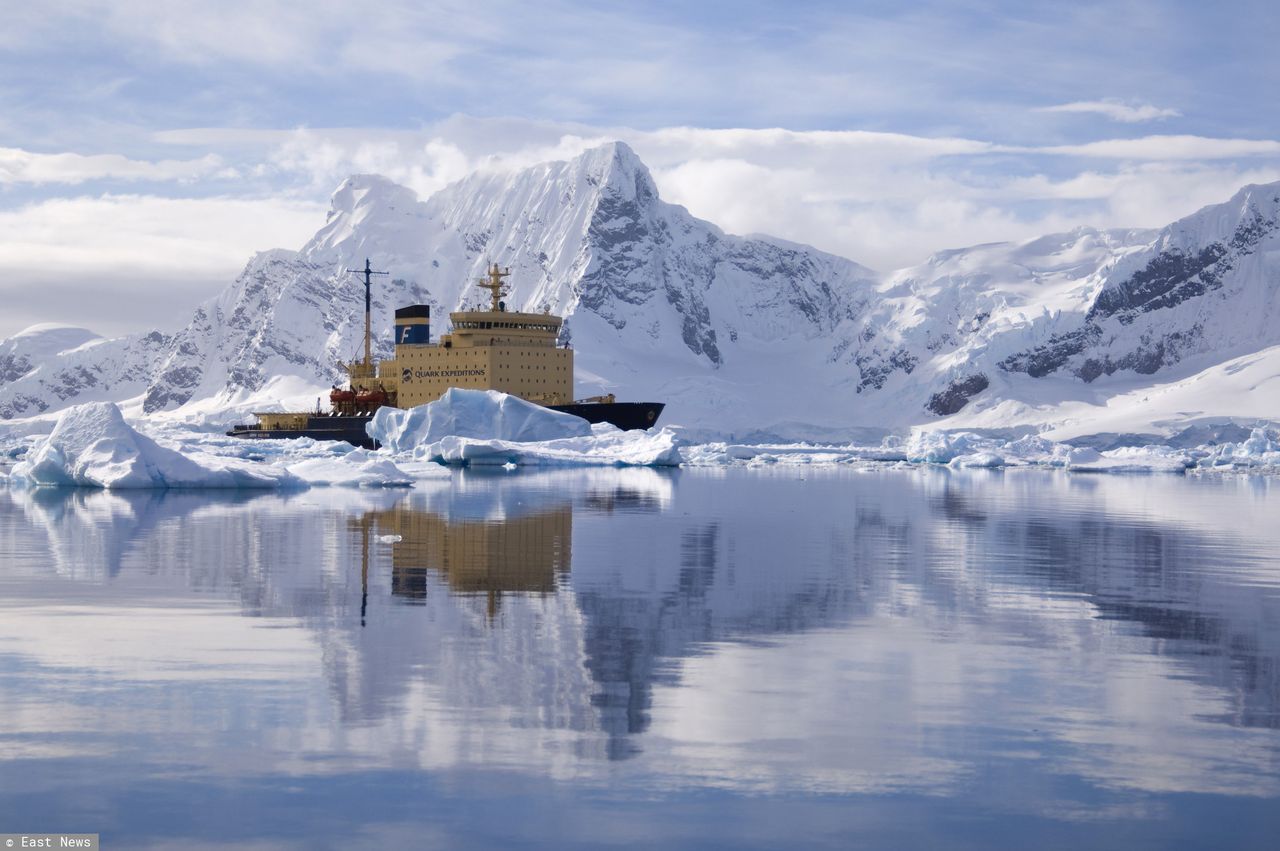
xmin=1 ymin=468 xmax=1279 ymax=849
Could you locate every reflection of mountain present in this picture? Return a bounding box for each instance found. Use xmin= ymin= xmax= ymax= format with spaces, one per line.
xmin=3 ymin=469 xmax=1279 ymax=784
xmin=927 ymin=478 xmax=1280 ymax=730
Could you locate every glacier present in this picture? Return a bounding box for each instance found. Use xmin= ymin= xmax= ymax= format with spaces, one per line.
xmin=0 ymin=139 xmax=1276 ymax=452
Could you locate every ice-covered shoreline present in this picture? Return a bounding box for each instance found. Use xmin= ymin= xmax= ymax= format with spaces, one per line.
xmin=681 ymin=428 xmax=1280 ymax=474
xmin=0 ymin=392 xmax=1276 ymax=490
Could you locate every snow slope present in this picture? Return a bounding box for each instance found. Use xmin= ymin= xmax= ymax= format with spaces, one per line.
xmin=0 ymin=142 xmax=1276 ymax=441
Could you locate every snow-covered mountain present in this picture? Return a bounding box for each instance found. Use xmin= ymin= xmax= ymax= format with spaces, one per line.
xmin=868 ymin=183 xmax=1280 ymax=439
xmin=0 ymin=323 xmax=173 ymax=420
xmin=1 ymin=141 xmax=1277 ymax=440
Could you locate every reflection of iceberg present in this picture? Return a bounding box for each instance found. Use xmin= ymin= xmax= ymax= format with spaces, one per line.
xmin=4 ymin=487 xmax=272 ymax=579
xmin=1 ymin=486 xmax=403 ymax=581
xmin=395 ymin=467 xmax=675 ymax=524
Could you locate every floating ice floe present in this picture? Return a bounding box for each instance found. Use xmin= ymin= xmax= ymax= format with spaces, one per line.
xmin=4 ymin=397 xmax=1275 ymax=486
xmin=681 ymin=441 xmax=905 ymax=466
xmin=286 ymin=449 xmax=415 ymax=487
xmin=370 ymin=389 xmax=682 ymax=467
xmin=1061 ymin=445 xmax=1192 ymax=473
xmin=421 ymin=424 xmax=683 ymax=467
xmin=905 ymin=431 xmax=990 ymax=464
xmin=948 ymin=451 xmax=1006 ymax=469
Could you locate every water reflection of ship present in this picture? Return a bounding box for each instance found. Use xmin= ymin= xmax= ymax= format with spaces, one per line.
xmin=354 ymin=494 xmax=573 ymax=619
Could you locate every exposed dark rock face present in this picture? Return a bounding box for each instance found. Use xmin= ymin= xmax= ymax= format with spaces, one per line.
xmin=1076 ymin=326 xmax=1204 ymax=382
xmin=1088 ymin=243 xmax=1228 ymax=324
xmin=4 ymin=147 xmax=1275 ymax=427
xmin=0 ymin=331 xmax=171 ymax=419
xmin=1000 ymin=203 xmax=1279 ymax=383
xmin=998 ymin=327 xmax=1101 ymax=378
xmin=577 ymin=150 xmax=727 ymax=364
xmin=143 ymin=365 xmax=203 ymax=412
xmin=926 ymin=374 xmax=990 ymax=415
xmin=0 ymin=353 xmax=34 ymax=384
xmin=856 ymin=348 xmax=917 ymax=392
xmin=1089 ymin=210 xmax=1275 ymax=324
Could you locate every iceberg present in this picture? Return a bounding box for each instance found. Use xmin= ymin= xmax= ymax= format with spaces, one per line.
xmin=366 ymin=388 xmax=679 ymax=467
xmin=423 ymin=425 xmax=683 ymax=467
xmin=949 ymin=451 xmax=1006 ymax=469
xmin=9 ymin=402 xmax=297 ymax=489
xmin=904 ymin=431 xmax=993 ymax=465
xmin=5 ymin=397 xmax=1273 ymax=486
xmin=4 ymin=402 xmax=416 ymax=490
xmin=368 ymin=388 xmax=593 ymax=453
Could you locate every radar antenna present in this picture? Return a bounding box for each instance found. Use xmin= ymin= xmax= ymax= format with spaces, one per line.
xmin=348 ymin=258 xmax=389 ymax=367
xmin=477 ymin=262 xmax=511 ymax=312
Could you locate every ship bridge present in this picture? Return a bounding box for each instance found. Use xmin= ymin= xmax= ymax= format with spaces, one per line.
xmin=377 ymin=264 xmax=574 ymax=407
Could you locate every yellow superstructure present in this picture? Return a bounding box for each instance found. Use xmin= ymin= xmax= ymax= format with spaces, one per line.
xmin=371 ymin=263 xmax=574 ymax=408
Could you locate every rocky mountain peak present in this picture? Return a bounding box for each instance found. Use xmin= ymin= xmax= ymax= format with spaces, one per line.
xmin=2 ymin=147 xmax=1276 ymax=439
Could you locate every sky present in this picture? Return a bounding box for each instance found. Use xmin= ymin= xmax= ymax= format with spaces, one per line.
xmin=1 ymin=0 xmax=1278 ymax=338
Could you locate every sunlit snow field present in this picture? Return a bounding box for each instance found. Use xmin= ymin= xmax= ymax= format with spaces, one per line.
xmin=2 ymin=463 xmax=1280 ymax=848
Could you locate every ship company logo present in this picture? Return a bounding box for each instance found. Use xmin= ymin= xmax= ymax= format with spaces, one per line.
xmin=401 ymin=367 xmax=486 ymax=382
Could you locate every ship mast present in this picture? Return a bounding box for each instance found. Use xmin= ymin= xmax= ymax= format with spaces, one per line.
xmin=477 ymin=262 xmax=511 ymax=312
xmin=349 ymin=259 xmax=389 ymax=367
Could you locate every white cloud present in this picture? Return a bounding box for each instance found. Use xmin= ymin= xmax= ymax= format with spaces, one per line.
xmin=6 ymin=116 xmax=1280 ymax=337
xmin=0 ymin=194 xmax=325 ymax=337
xmin=0 ymin=194 xmax=323 ymax=274
xmin=1039 ymin=100 xmax=1181 ymax=123
xmin=240 ymin=122 xmax=1280 ymax=239
xmin=0 ymin=147 xmax=228 ymax=185
xmin=1039 ymin=135 xmax=1280 ymax=160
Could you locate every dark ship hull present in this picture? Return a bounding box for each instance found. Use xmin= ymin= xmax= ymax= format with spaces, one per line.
xmin=226 ymin=402 xmax=665 ymax=450
xmin=549 ymin=401 xmax=665 ymax=430
xmin=227 ymin=415 xmax=382 ymax=449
